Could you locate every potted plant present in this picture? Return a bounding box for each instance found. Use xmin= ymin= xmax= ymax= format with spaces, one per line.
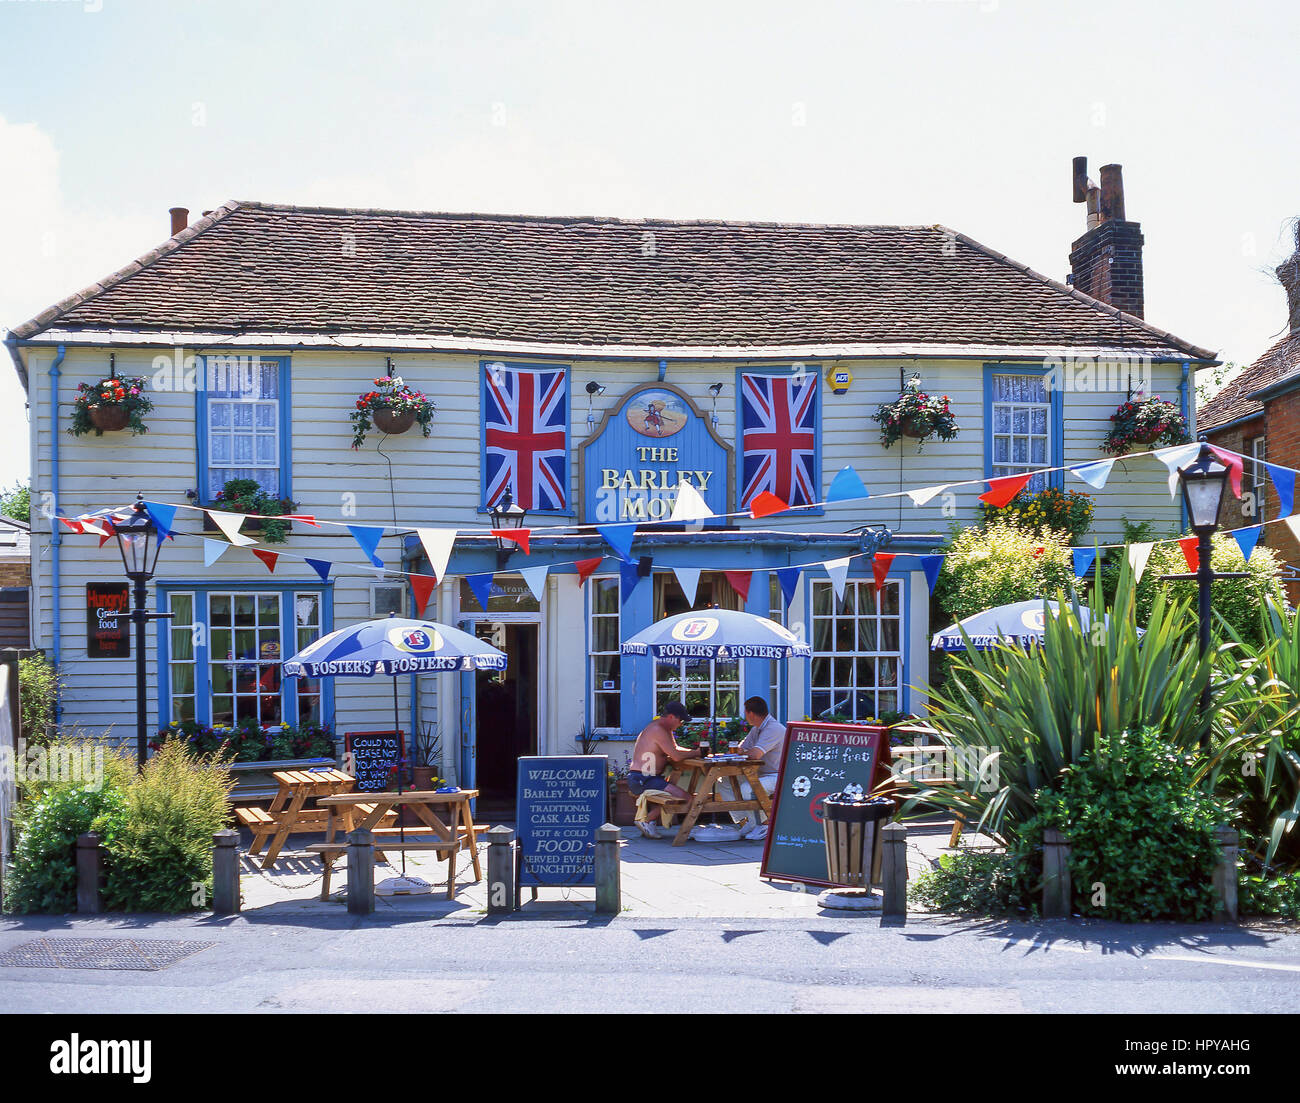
xmin=68 ymin=372 xmax=154 ymax=436
xmin=872 ymin=377 xmax=959 ymax=451
xmin=351 ymin=375 xmax=437 ymax=449
xmin=1101 ymin=395 xmax=1191 ymax=456
xmin=609 ymin=759 xmax=637 ymax=826
xmin=978 ymin=486 xmax=1095 ymax=542
xmin=204 ymin=478 xmax=295 ymax=543
xmin=411 ymin=723 xmax=443 ymax=790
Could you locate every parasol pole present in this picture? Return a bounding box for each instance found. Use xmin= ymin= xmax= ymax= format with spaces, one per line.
xmin=393 ymin=674 xmax=406 ymax=877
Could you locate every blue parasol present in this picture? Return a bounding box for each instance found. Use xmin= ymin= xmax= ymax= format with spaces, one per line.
xmin=621 ymin=608 xmax=812 ymax=660
xmin=930 ymin=599 xmax=1110 ymax=652
xmin=282 ymin=616 xmax=505 ymax=890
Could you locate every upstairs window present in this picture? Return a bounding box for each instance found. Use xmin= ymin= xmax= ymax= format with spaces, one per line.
xmin=985 ymin=368 xmax=1062 ymax=493
xmin=199 ymin=355 xmax=291 ymax=502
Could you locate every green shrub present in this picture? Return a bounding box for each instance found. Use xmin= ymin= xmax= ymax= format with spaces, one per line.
xmin=17 ymin=653 xmax=60 ymax=745
xmin=5 ymin=776 xmax=129 ymax=914
xmin=1240 ymin=873 xmax=1300 ymax=919
xmin=933 ymin=521 xmax=1075 ymax=625
xmin=1032 ymin=727 xmax=1227 ymax=922
xmin=910 ymin=848 xmax=1037 ymax=915
xmin=907 ymin=555 xmax=1263 ymax=843
xmin=102 ymin=741 xmax=234 ymax=912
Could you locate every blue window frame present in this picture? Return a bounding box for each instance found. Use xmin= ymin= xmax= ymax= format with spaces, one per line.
xmin=155 ymin=580 xmax=333 ymax=730
xmin=983 ymin=364 xmax=1065 ymax=492
xmin=196 ymin=355 xmax=293 ymax=503
xmin=734 ymin=365 xmax=824 ymax=515
xmin=479 ymin=359 xmax=573 ymax=516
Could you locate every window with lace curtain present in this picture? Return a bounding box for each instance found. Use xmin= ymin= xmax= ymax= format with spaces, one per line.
xmin=198 ymin=355 xmax=291 ymax=501
xmin=652 ymin=572 xmax=742 ymax=719
xmin=988 ymin=371 xmax=1054 ymax=492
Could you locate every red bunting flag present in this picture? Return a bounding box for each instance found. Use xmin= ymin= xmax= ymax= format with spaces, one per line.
xmin=723 ymin=570 xmax=752 ymax=601
xmin=282 ymin=514 xmax=320 ymax=527
xmin=574 ymin=557 xmax=604 ymax=584
xmin=492 ymin=528 xmax=531 ymax=556
xmin=252 ymin=549 xmax=279 ymax=573
xmin=98 ymin=521 xmax=117 ymax=548
xmin=979 ymin=473 xmax=1033 ymax=508
xmin=1209 ymin=446 xmax=1244 ymax=499
xmin=748 ymin=491 xmax=790 ymax=519
xmin=1179 ymin=536 xmax=1199 ymax=572
xmin=60 ymin=518 xmax=84 ymax=533
xmin=409 ymin=573 xmax=437 ymax=617
xmin=872 ymin=552 xmax=895 ymax=593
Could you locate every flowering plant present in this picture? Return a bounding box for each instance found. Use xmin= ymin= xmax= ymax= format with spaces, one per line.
xmin=68 ymin=374 xmax=154 ymax=437
xmin=1101 ymin=395 xmax=1191 ymax=456
xmin=153 ymin=719 xmax=334 ymax=763
xmin=350 ymin=375 xmax=437 ymax=449
xmin=209 ymin=478 xmax=294 ymax=544
xmin=872 ymin=378 xmax=960 ymax=450
xmin=979 ymin=486 xmax=1095 ymax=542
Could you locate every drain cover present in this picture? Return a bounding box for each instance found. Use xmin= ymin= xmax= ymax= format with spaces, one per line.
xmin=0 ymin=937 xmax=215 ymax=971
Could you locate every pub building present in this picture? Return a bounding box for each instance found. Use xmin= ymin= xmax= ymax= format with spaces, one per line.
xmin=8 ymin=170 xmax=1215 ymax=812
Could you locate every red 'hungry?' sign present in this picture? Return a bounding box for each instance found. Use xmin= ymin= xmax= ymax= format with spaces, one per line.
xmin=86 ymin=582 xmax=130 ymax=659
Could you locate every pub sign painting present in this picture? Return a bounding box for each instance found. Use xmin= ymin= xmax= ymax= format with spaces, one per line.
xmin=580 ymin=382 xmax=731 ymax=523
xmin=86 ymin=582 xmax=130 ymax=658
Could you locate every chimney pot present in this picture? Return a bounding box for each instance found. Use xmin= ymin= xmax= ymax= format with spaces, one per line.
xmin=169 ymin=207 xmax=189 ymax=236
xmin=1072 ymin=156 xmax=1089 ymax=204
xmin=1099 ymin=164 xmax=1126 ymax=222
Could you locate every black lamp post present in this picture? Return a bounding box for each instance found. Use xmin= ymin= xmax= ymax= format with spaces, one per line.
xmin=1168 ymin=443 xmax=1246 ymax=748
xmin=111 ymin=494 xmax=171 ymax=767
xmin=489 ymin=487 xmax=527 ymax=571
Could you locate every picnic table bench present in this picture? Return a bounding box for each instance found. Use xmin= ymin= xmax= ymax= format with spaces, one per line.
xmin=304 ymin=837 xmax=461 ymax=900
xmin=651 ymin=757 xmax=773 ymax=846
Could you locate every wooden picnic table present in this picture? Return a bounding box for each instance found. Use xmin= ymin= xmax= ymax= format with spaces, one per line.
xmin=649 ymin=756 xmax=773 ymax=847
xmin=238 ymin=767 xmax=360 ymax=869
xmin=317 ymin=788 xmax=484 ymax=883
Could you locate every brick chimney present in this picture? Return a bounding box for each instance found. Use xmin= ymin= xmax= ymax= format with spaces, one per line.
xmin=1276 ymin=220 xmax=1300 ymax=335
xmin=1067 ymin=158 xmax=1145 ymax=318
xmin=169 ymin=207 xmax=189 ymax=236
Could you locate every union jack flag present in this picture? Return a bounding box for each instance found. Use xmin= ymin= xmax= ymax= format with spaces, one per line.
xmin=740 ymin=372 xmax=818 ymax=509
xmin=483 ymin=364 xmax=569 ymax=511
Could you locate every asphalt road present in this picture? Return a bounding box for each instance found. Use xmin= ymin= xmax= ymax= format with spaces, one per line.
xmin=2 ymin=909 xmax=1299 ymax=1015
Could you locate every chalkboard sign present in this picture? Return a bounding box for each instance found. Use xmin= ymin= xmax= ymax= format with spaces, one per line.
xmin=759 ymin=722 xmax=892 ymax=887
xmin=344 ymin=729 xmax=405 ymax=792
xmin=86 ymin=583 xmax=130 ymax=658
xmin=516 ymin=755 xmax=607 ymax=896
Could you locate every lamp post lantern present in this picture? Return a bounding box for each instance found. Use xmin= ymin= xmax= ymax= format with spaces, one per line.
xmin=111 ymin=493 xmax=171 ymax=767
xmin=1167 ymin=443 xmax=1245 ymax=749
xmin=489 ymin=487 xmax=527 ymax=571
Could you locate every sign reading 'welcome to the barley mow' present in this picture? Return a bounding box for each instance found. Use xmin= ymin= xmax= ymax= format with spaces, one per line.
xmin=579 ymin=382 xmax=732 ymax=523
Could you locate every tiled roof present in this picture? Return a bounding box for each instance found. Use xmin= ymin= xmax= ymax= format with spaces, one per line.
xmin=1198 ymin=331 xmax=1300 ymax=432
xmin=9 ymin=201 xmax=1216 ymax=360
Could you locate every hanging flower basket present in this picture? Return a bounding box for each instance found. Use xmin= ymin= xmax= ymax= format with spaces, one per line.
xmin=372 ymin=407 xmax=417 ymax=436
xmin=68 ymin=374 xmax=153 ymax=437
xmin=1101 ymin=396 xmax=1191 ymax=456
xmin=873 ymin=378 xmax=960 ymax=451
xmin=351 ymin=375 xmax=436 ymax=449
xmin=201 ymin=478 xmax=296 ymax=543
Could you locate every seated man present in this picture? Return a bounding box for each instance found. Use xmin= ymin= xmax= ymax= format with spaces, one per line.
xmin=731 ymin=696 xmax=786 ymax=841
xmin=626 ymin=701 xmax=694 ymax=838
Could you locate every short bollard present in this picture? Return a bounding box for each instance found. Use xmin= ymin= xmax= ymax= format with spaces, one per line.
xmin=881 ymin=823 xmax=907 ymax=919
xmin=595 ymin=823 xmax=621 ymax=915
xmin=486 ymin=825 xmax=516 ymax=915
xmin=347 ymin=829 xmax=375 ymax=916
xmin=1213 ymin=825 xmax=1239 ymax=922
xmin=212 ymin=829 xmax=241 ymax=915
xmin=76 ymin=833 xmax=102 ymax=914
xmin=1042 ymin=828 xmax=1072 ymax=918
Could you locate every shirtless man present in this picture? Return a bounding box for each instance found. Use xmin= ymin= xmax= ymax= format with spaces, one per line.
xmin=626 ymin=701 xmax=692 ymax=838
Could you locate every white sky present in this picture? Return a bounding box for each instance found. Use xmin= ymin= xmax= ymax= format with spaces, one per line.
xmin=2 ymin=0 xmax=1298 ymax=487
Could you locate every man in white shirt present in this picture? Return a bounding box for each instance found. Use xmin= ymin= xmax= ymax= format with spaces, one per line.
xmin=731 ymin=696 xmax=785 ymax=841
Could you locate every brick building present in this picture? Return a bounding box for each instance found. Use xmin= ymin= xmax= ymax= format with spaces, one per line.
xmin=0 ymin=515 xmax=31 ymax=648
xmin=1200 ymin=222 xmax=1300 ymax=596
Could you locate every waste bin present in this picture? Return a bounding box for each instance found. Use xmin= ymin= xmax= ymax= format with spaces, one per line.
xmin=822 ymin=794 xmax=893 ymax=888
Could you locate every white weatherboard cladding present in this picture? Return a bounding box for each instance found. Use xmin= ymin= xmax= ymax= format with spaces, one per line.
xmin=25 ymin=346 xmax=1186 ymax=743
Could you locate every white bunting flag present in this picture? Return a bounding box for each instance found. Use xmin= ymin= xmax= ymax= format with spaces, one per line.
xmin=416 ymin=527 xmax=457 ymax=583
xmin=674 ymin=567 xmax=701 ymax=606
xmin=1128 ymin=541 xmax=1154 ymax=583
xmin=207 ymin=509 xmax=257 ymax=547
xmin=79 ymin=519 xmax=109 ymax=537
xmin=202 ymin=538 xmax=229 ymax=567
xmin=1153 ymin=443 xmax=1202 ymax=498
xmin=823 ymin=556 xmax=852 ymax=602
xmin=670 ymin=481 xmax=714 ymax=524
xmin=519 ymin=564 xmax=549 ymax=602
xmin=906 ymin=484 xmax=949 ymax=507
xmin=1285 ymin=515 xmax=1300 ymax=544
